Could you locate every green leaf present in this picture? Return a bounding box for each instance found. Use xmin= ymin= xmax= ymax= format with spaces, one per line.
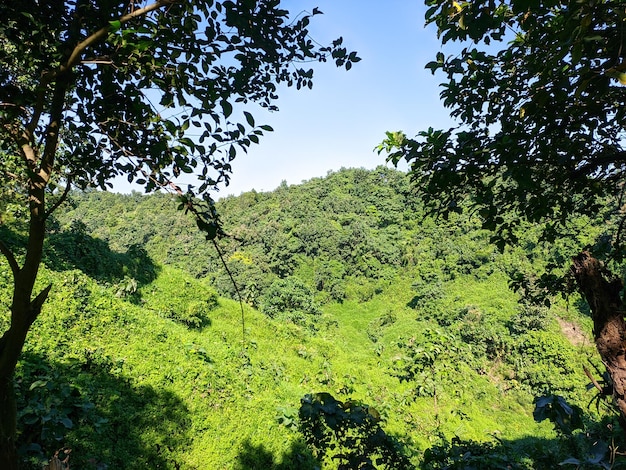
xmin=243 ymin=111 xmax=255 ymax=127
xmin=29 ymin=380 xmax=48 ymax=391
xmin=109 ymin=20 xmax=122 ymax=31
xmin=221 ymin=99 xmax=233 ymax=118
xmin=60 ymin=417 xmax=74 ymax=429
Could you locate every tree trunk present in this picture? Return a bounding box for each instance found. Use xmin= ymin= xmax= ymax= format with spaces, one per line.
xmin=0 ymin=296 xmax=50 ymax=469
xmin=0 ymin=376 xmax=18 ymax=470
xmin=571 ymin=251 xmax=626 ymax=431
xmin=0 ymin=205 xmax=50 ymax=467
xmin=0 ymin=52 xmax=67 ymax=468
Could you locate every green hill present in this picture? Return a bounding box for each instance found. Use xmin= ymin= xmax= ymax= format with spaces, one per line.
xmin=1 ymin=167 xmax=612 ymax=468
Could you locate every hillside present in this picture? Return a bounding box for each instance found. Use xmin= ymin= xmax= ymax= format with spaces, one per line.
xmin=0 ymin=167 xmax=615 ymax=468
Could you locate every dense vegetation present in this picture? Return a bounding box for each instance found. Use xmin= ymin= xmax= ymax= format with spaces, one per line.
xmin=380 ymin=0 xmax=626 ymax=436
xmin=0 ymin=1 xmax=358 ymax=465
xmin=1 ymin=166 xmax=620 ymax=468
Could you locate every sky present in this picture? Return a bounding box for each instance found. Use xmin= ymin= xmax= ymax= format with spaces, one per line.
xmin=117 ymin=1 xmax=456 ymax=197
xmin=215 ymin=0 xmax=455 ymax=197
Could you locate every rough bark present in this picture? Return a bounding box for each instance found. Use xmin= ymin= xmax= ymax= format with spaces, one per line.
xmin=0 ymin=221 xmax=50 ymax=469
xmin=571 ymin=251 xmax=626 ymax=431
xmin=0 ymin=122 xmax=55 ymax=467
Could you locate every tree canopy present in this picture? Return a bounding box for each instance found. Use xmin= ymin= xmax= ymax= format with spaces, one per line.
xmin=380 ymin=0 xmax=626 ymax=439
xmin=0 ymin=1 xmax=358 ymax=466
xmin=381 ymin=0 xmax=625 ymax=250
xmin=1 ymin=0 xmax=358 ymax=208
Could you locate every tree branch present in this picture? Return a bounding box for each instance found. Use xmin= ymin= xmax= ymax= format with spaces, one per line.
xmin=61 ymin=0 xmax=179 ymax=73
xmin=584 ymin=364 xmax=606 ymax=394
xmin=0 ymin=240 xmax=19 ymax=279
xmin=44 ymin=177 xmax=73 ymax=220
xmin=28 ymin=284 xmax=52 ymax=327
xmin=212 ymin=238 xmax=246 ymax=351
xmin=25 ymin=73 xmax=52 ymax=139
xmin=615 ymin=212 xmax=626 ymax=253
xmin=36 ymin=81 xmax=69 ymax=197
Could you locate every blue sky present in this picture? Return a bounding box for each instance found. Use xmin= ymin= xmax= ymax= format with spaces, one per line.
xmin=216 ymin=0 xmax=456 ymax=197
xmin=113 ymin=1 xmax=456 ymax=196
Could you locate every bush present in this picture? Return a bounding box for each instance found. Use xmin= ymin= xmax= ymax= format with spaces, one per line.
xmin=15 ymin=355 xmax=101 ymax=469
xmin=367 ymin=312 xmax=397 ymax=343
xmin=260 ymin=277 xmax=321 ymax=319
xmin=507 ymin=302 xmax=551 ymax=336
xmin=142 ymin=267 xmax=218 ymax=328
xmin=298 ymin=392 xmax=412 ymax=469
xmin=422 ymin=436 xmax=530 ymax=469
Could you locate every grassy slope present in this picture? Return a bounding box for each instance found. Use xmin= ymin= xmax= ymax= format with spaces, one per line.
xmin=13 ymin=261 xmax=596 ymax=468
xmin=2 ymin=168 xmax=608 ymax=468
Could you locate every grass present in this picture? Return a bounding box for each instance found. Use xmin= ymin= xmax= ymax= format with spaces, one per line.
xmin=4 ymin=251 xmax=602 ymax=468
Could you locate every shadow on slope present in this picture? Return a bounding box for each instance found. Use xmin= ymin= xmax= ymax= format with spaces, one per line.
xmin=234 ymin=438 xmax=318 ymax=470
xmin=16 ymin=350 xmax=189 ymax=469
xmin=44 ymin=220 xmax=158 ymax=285
xmin=235 ymin=429 xmax=614 ymax=469
xmin=421 ymin=431 xmax=626 ymax=469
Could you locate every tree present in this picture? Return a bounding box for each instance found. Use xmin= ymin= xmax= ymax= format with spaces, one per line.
xmin=379 ymin=0 xmax=626 ymax=433
xmin=0 ymin=1 xmax=358 ymax=466
xmin=260 ymin=276 xmax=321 ymax=319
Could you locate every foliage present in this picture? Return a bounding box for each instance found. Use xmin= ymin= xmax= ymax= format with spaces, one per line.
xmin=378 ymin=0 xmax=626 ymax=446
xmin=0 ymin=2 xmax=359 ymax=465
xmin=366 ymin=312 xmax=397 ymax=344
xmin=532 ymin=395 xmax=626 ymax=469
xmin=16 ymin=358 xmax=98 ymax=468
xmin=45 ymin=219 xmax=157 ymax=285
xmin=422 ymin=436 xmax=531 ymax=470
xmin=140 ymin=266 xmax=218 ymax=328
xmin=392 ymin=329 xmax=469 ymax=399
xmin=533 ymin=395 xmax=584 ymax=436
xmin=260 ymin=276 xmax=321 ymax=319
xmin=507 ymin=301 xmax=551 ymax=336
xmin=55 ymin=167 xmax=417 ymax=305
xmin=298 ymin=392 xmax=411 ymax=469
xmin=1 ymin=0 xmax=359 ymax=203
xmin=380 ymin=0 xmax=626 ymax=253
xmin=0 ymin=167 xmax=615 ymax=467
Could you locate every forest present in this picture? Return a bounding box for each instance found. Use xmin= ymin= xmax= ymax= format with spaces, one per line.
xmin=2 ymin=0 xmax=625 ymax=468
xmin=0 ymin=166 xmax=619 ymax=468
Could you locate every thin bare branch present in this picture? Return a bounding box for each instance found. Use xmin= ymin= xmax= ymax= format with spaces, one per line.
xmin=212 ymin=238 xmax=246 ymax=351
xmin=584 ymin=364 xmax=605 ymax=394
xmin=1 ymin=170 xmax=19 ymax=180
xmin=0 ymin=102 xmax=29 ymax=114
xmin=80 ymin=59 xmax=114 ymax=65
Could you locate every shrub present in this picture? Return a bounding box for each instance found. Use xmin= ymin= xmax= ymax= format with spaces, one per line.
xmin=367 ymin=312 xmax=397 ymax=343
xmin=142 ymin=268 xmax=218 ymax=328
xmin=422 ymin=436 xmax=531 ymax=469
xmin=260 ymin=277 xmax=321 ymax=319
xmin=298 ymin=392 xmax=411 ymax=469
xmin=507 ymin=302 xmax=551 ymax=336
